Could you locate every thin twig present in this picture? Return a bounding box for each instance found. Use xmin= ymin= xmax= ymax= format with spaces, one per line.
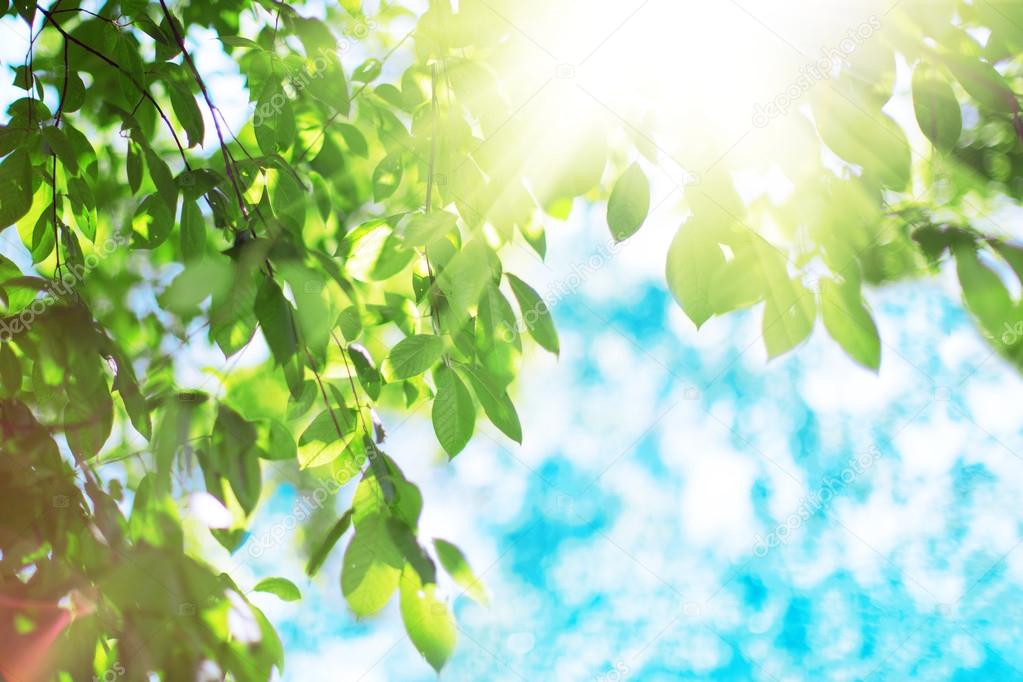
xmin=50 ymin=7 xmax=132 ymax=27
xmin=157 ymin=0 xmax=248 ymax=218
xmin=51 ymin=38 xmax=71 ymax=279
xmin=332 ymin=332 xmax=371 ymax=439
xmin=54 ymin=39 xmax=69 ymax=125
xmin=304 ymin=346 xmax=346 ymax=441
xmin=423 ymin=63 xmax=446 ymax=342
xmin=36 ymin=4 xmax=192 ymax=170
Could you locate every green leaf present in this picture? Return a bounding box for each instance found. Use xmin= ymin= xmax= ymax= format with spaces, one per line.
xmin=0 ymin=343 xmax=19 ymax=396
xmin=132 ymin=194 xmax=175 ymax=249
xmin=942 ymin=53 xmax=1018 ymax=113
xmin=342 ymin=516 xmax=404 ymax=617
xmin=387 ymin=518 xmax=437 ymax=585
xmin=337 ymin=123 xmax=369 ymax=157
xmin=279 ymin=263 xmax=331 ymax=352
xmin=143 ymin=147 xmax=177 ymax=210
xmin=437 ymin=238 xmax=494 ymax=323
xmin=64 ymin=390 xmax=114 ymax=460
xmin=13 ymin=64 xmax=31 ymax=90
xmin=63 ymin=124 xmax=95 ymax=177
xmin=373 ymin=153 xmax=403 ymax=201
xmin=255 ymin=81 xmax=296 ymax=155
xmin=820 ymin=278 xmax=881 ymax=370
xmin=461 ymin=365 xmax=522 ymax=443
xmin=211 ymin=405 xmax=263 ymax=515
xmin=812 ymin=90 xmax=911 ymax=190
xmin=306 ymin=509 xmax=353 ymax=577
xmin=66 ymin=176 xmax=96 ymax=242
xmin=383 ymin=334 xmax=444 ymax=381
xmin=763 ymin=278 xmax=817 ymax=359
xmin=0 ymin=149 xmax=32 ymax=229
xmin=254 ymin=279 xmax=298 ymax=366
xmin=432 ymin=366 xmax=474 ymax=457
xmin=180 ymin=199 xmax=205 ymax=260
xmin=219 ymin=35 xmax=261 ymax=49
xmin=298 ymin=407 xmax=359 ymax=469
xmin=344 ymin=220 xmax=416 ymax=282
xmin=161 ymin=257 xmax=233 ymax=315
xmin=475 ymin=283 xmax=520 ymax=387
xmin=340 ymin=0 xmax=361 ymax=15
xmin=399 ymin=566 xmax=456 ymax=672
xmin=506 ymin=273 xmax=559 ymax=355
xmin=168 ymin=81 xmax=205 ymax=148
xmin=666 ymin=218 xmax=726 ymax=329
xmin=353 ymin=58 xmax=382 ymax=83
xmin=912 ymin=64 xmax=962 ymax=151
xmin=261 ymin=419 xmax=297 ymax=461
xmin=306 ymin=51 xmax=350 ymax=115
xmin=955 ymin=244 xmax=1014 ymax=338
xmin=41 ymin=127 xmax=78 ymax=175
xmin=59 ymin=69 xmax=86 ymax=115
xmin=349 ymin=343 xmax=382 ymax=400
xmin=177 ymin=169 xmax=223 ymax=202
xmin=433 ymin=538 xmax=488 ymax=605
xmin=111 ymin=347 xmax=151 ymax=439
xmin=404 ymin=211 xmax=457 ymax=247
xmin=127 ymin=141 xmax=143 ymax=194
xmin=253 ymin=577 xmax=302 ymax=602
xmin=519 ymin=221 xmax=547 ymax=260
xmin=607 ymin=162 xmax=650 ymax=242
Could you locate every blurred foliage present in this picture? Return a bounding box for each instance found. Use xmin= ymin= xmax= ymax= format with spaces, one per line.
xmin=0 ymin=0 xmax=1022 ymax=678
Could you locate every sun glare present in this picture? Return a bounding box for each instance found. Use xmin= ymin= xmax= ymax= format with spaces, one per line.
xmin=471 ymin=0 xmax=891 ymax=188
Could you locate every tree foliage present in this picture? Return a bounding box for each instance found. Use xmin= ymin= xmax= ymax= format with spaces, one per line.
xmin=1 ymin=0 xmax=1022 ymax=678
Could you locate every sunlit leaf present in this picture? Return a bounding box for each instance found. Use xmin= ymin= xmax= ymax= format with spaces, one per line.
xmin=433 ymin=538 xmax=488 ymax=605
xmin=607 ymin=163 xmax=650 ymax=242
xmin=666 ymin=217 xmax=725 ymax=329
xmin=342 ymin=516 xmax=404 ymax=617
xmin=432 ymin=365 xmax=474 ymax=457
xmin=0 ymin=149 xmax=32 ymax=229
xmin=298 ymin=407 xmax=359 ymax=469
xmin=820 ymin=277 xmax=881 ymax=370
xmin=461 ymin=364 xmax=521 ymax=443
xmin=763 ymin=277 xmax=817 ymax=359
xmin=306 ymin=509 xmax=353 ymax=577
xmin=942 ymin=53 xmax=1018 ymax=113
xmin=383 ymin=334 xmax=445 ymax=381
xmin=253 ymin=577 xmax=302 ymax=602
xmin=912 ymin=64 xmax=962 ymax=151
xmin=506 ymin=273 xmax=558 ymax=355
xmin=399 ymin=565 xmax=456 ymax=672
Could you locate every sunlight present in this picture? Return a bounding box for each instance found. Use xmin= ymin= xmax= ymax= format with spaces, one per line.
xmin=474 ymin=0 xmax=890 ymax=184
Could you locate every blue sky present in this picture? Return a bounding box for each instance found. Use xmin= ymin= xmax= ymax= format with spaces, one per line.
xmin=225 ymin=200 xmax=1023 ymax=681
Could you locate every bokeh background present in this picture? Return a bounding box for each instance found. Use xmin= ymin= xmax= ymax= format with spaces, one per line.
xmin=4 ymin=1 xmax=1023 ymax=679
xmin=228 ymin=199 xmax=1023 ymax=680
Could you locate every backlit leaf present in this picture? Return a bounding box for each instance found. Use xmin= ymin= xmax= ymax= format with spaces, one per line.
xmin=607 ymin=163 xmax=650 ymax=242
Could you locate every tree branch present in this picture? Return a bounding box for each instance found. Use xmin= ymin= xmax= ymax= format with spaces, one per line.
xmin=35 ymin=4 xmax=191 ymax=170
xmin=157 ymin=0 xmax=248 ymax=219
